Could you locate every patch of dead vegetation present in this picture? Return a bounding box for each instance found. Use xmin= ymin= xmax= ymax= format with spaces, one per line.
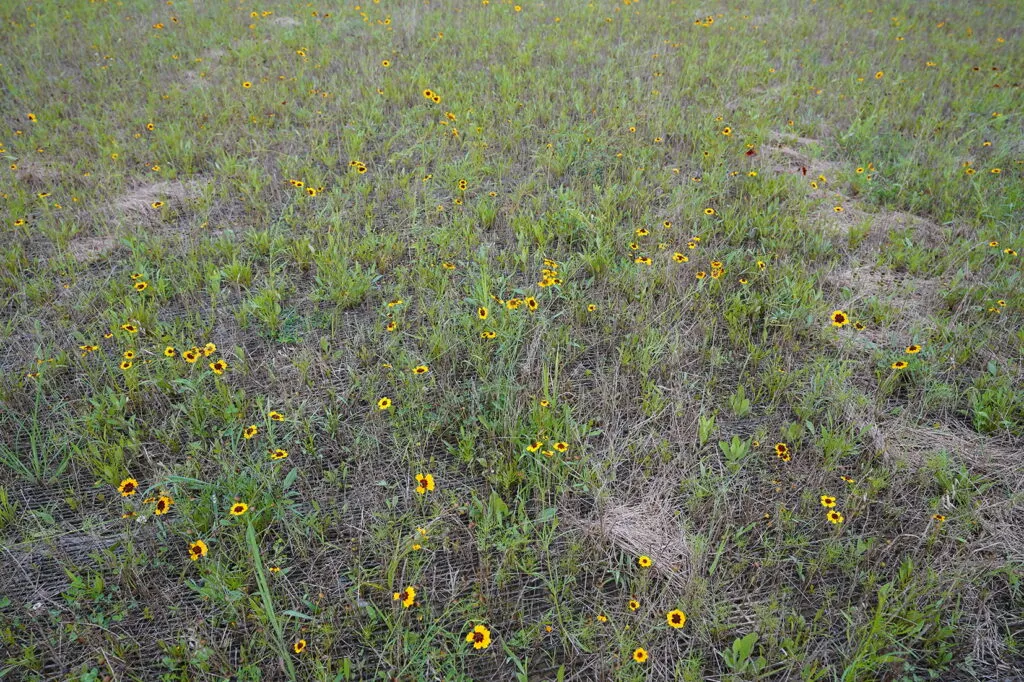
xmin=112 ymin=179 xmax=204 ymax=217
xmin=267 ymin=16 xmax=301 ymax=28
xmin=818 ymin=197 xmax=866 ymax=228
xmin=180 ymin=49 xmax=225 ymax=88
xmin=65 ymin=179 xmax=207 ymax=260
xmin=878 ymin=418 xmax=1024 ymax=675
xmin=831 ymin=264 xmax=941 ymax=343
xmin=880 ymin=419 xmax=1022 ymax=486
xmin=69 ymin=233 xmax=119 ymax=263
xmin=863 ymin=208 xmax=946 ymax=250
xmin=13 ymin=161 xmax=68 ymax=191
xmin=571 ymin=482 xmax=690 ymax=587
xmin=767 ymin=132 xmax=843 ymax=180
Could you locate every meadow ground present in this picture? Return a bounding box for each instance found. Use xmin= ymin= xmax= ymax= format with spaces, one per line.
xmin=0 ymin=0 xmax=1022 ymax=680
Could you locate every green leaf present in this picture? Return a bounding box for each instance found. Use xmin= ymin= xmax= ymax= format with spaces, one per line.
xmin=282 ymin=467 xmax=299 ymax=490
xmin=281 ymin=609 xmax=313 ymax=621
xmin=535 ymin=507 xmax=558 ymax=523
xmin=733 ymin=632 xmax=758 ymax=660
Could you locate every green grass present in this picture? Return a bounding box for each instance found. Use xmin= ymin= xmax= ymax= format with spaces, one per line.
xmin=1 ymin=0 xmax=1022 ymax=679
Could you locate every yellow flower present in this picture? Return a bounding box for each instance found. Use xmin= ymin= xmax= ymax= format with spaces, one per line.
xmin=526 ymin=440 xmax=543 ymax=452
xmin=203 ymin=343 xmax=217 ymax=356
xmin=188 ymin=540 xmax=209 ymax=561
xmin=633 ymin=647 xmax=648 ymax=663
xmin=905 ymin=344 xmax=921 ymax=354
xmin=820 ymin=495 xmax=837 ymax=508
xmin=230 ymin=502 xmax=249 ymax=516
xmin=270 ymin=448 xmax=289 ymax=460
xmin=412 ymin=365 xmax=429 ymax=374
xmin=628 ymin=599 xmax=640 ymax=611
xmin=827 ymin=510 xmax=845 ymax=524
xmin=293 ymin=639 xmax=306 ymax=654
xmin=666 ymin=609 xmax=686 ymax=629
xmin=154 ymin=495 xmax=174 ymax=515
xmin=209 ymin=360 xmax=228 ymax=375
xmin=553 ymin=441 xmax=568 ymax=453
xmin=244 ymin=425 xmax=259 ymax=439
xmin=477 ymin=306 xmax=488 ymax=320
xmin=269 ymin=411 xmax=285 ymax=421
xmin=378 ymin=397 xmax=392 ymax=410
xmin=164 ymin=346 xmax=176 ymax=357
xmin=415 ymin=473 xmax=435 ymax=494
xmin=891 ymin=360 xmax=908 ymax=370
xmin=466 ymin=624 xmax=492 ymax=649
xmin=830 ymin=310 xmax=849 ymax=327
xmin=118 ymin=478 xmax=139 ymax=497
xmin=637 ymin=555 xmax=651 ymax=568
xmin=393 ymin=586 xmax=416 ymax=608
